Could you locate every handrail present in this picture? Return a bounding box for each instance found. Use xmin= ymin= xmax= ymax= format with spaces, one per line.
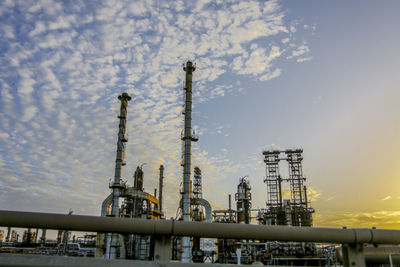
xmin=1 ymin=210 xmax=400 ymax=244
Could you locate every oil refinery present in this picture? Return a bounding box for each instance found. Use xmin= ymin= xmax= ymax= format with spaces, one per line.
xmin=1 ymin=61 xmax=400 ymax=267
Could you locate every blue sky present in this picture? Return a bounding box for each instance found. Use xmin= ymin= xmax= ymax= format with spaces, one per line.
xmin=0 ymin=0 xmax=399 ymax=229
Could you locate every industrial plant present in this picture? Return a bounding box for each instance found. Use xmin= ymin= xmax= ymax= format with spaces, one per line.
xmin=1 ymin=61 xmax=399 ymax=266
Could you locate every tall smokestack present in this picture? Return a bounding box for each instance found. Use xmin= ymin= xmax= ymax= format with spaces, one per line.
xmin=107 ymin=92 xmax=131 ymax=259
xmin=181 ymin=61 xmax=197 ymax=262
xmin=159 ymin=165 xmax=164 ymax=213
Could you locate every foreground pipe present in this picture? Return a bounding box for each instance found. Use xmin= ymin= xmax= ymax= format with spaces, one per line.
xmin=1 ymin=210 xmax=400 ymax=244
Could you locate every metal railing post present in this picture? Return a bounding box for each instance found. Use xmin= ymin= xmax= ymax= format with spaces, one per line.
xmin=341 ymin=243 xmax=365 ymax=267
xmin=154 ymin=235 xmax=172 ymax=261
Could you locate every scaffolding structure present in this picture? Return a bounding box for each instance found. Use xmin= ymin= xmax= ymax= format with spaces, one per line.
xmin=192 ymin=166 xmax=204 ymax=222
xmin=264 ymin=151 xmax=282 ymax=208
xmin=259 ymin=149 xmax=314 ymax=227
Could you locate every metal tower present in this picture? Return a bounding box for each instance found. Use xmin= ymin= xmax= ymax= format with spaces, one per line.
xmin=263 ymin=150 xmax=283 ymax=208
xmin=181 ymin=61 xmax=197 ymax=262
xmin=192 ymin=166 xmax=203 ymax=263
xmin=192 ymin=166 xmax=204 ymax=221
xmin=106 ymin=92 xmax=131 ymax=259
xmin=235 ymin=176 xmax=251 ymax=224
xmin=260 ymin=149 xmax=314 ymax=226
xmin=193 ymin=166 xmax=202 ymax=200
xmin=133 ymin=166 xmax=144 ymax=191
xmin=285 ymin=149 xmax=313 ymax=226
xmin=285 ymin=149 xmax=306 ymax=206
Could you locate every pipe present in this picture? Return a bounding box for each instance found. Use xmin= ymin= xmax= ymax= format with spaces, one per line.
xmin=179 ymin=198 xmax=212 ymax=223
xmin=101 ymin=193 xmax=112 ymax=258
xmin=101 ymin=194 xmax=113 ymax=217
xmin=3 ymin=210 xmax=400 ymax=244
xmin=181 ymin=61 xmax=196 ymax=262
xmin=158 ymin=165 xmax=164 ymax=213
xmin=191 ymin=198 xmax=212 ymax=223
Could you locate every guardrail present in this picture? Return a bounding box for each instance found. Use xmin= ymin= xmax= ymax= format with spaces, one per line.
xmin=1 ymin=210 xmax=400 ymax=266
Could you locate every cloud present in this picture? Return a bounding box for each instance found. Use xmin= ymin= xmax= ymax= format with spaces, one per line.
xmin=21 ymin=106 xmax=38 ymax=122
xmin=287 ymin=43 xmax=311 ymax=61
xmin=0 ymin=133 xmax=9 ymax=141
xmin=314 ymin=211 xmax=400 ymax=229
xmin=260 ymin=68 xmax=281 ymax=81
xmin=307 ymin=187 xmax=321 ymax=202
xmin=297 ymin=56 xmax=313 ymax=63
xmin=382 ymin=196 xmax=392 ymax=201
xmin=325 ymin=196 xmax=336 ymax=201
xmin=0 ymin=0 xmax=313 ymax=218
xmin=29 ymin=21 xmax=47 ymax=37
xmin=48 ymin=16 xmax=73 ymax=30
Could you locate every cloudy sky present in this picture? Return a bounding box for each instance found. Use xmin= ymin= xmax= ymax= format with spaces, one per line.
xmin=0 ymin=0 xmax=399 ymax=231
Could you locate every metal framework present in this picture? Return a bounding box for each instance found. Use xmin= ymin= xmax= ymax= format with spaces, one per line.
xmin=263 ymin=150 xmax=282 ymax=208
xmin=191 ymin=166 xmax=204 ymax=222
xmin=285 ymin=149 xmax=306 ymax=206
xmin=193 ymin=166 xmax=202 ymax=200
xmin=260 ymin=149 xmax=314 ymax=227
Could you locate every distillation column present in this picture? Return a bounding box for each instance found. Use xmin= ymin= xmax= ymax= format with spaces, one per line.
xmin=181 ymin=61 xmax=197 ymax=262
xmin=106 ymin=92 xmax=131 ymax=259
xmin=236 ymin=177 xmax=251 ymax=224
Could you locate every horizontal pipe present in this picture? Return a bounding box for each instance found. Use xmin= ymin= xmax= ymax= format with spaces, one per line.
xmin=1 ymin=210 xmax=400 ymax=244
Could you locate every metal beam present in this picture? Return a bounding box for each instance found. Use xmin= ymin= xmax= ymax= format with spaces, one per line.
xmin=1 ymin=210 xmax=400 ymax=244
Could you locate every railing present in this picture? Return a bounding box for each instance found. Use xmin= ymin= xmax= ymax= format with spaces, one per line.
xmin=1 ymin=210 xmax=400 ymax=266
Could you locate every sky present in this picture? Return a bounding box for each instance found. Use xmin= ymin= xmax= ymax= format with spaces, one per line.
xmin=0 ymin=0 xmax=399 ymax=233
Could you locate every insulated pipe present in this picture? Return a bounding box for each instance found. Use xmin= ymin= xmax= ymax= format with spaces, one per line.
xmin=179 ymin=198 xmax=212 ymax=223
xmin=191 ymin=198 xmax=212 ymax=223
xmin=2 ymin=210 xmax=400 ymax=244
xmin=101 ymin=194 xmax=113 ymax=217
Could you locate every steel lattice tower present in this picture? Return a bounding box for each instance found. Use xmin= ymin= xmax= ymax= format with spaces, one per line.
xmin=285 ymin=149 xmax=306 ymax=206
xmin=263 ymin=150 xmax=283 ymax=208
xmin=193 ymin=167 xmax=202 ymax=200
